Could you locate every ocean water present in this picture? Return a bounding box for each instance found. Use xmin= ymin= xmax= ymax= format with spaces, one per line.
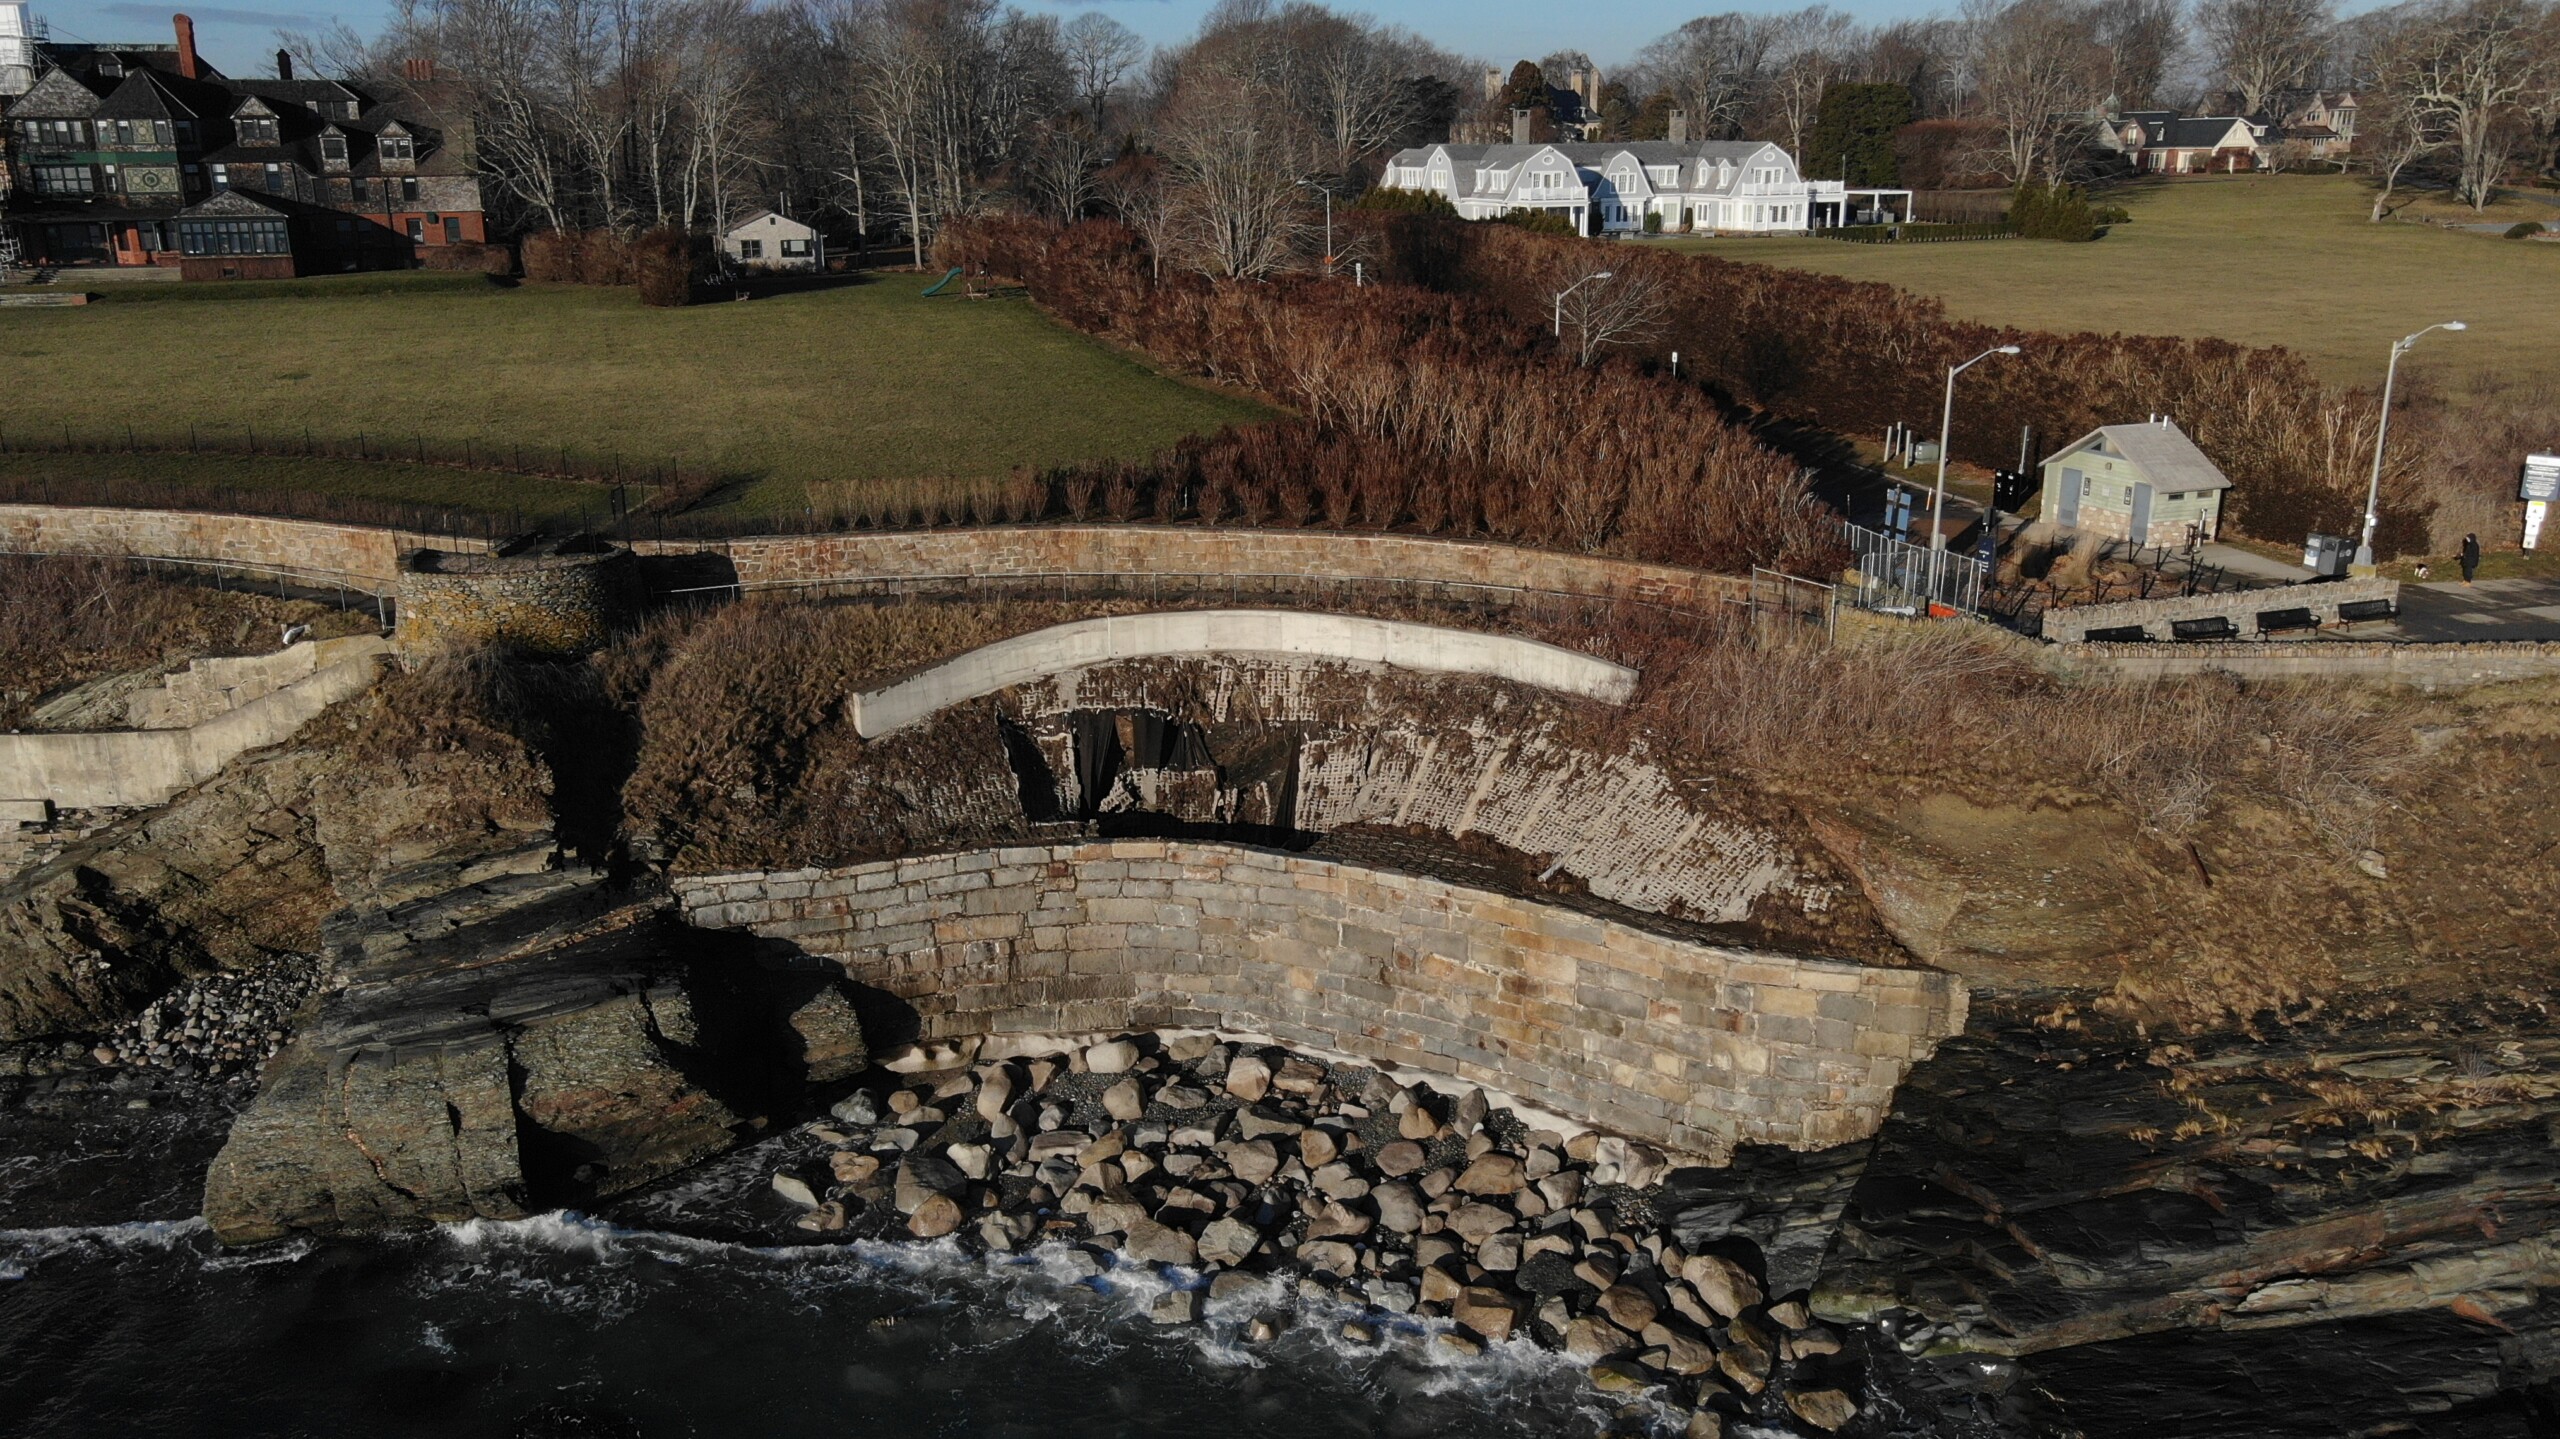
xmin=0 ymin=1213 xmax=1667 ymax=1439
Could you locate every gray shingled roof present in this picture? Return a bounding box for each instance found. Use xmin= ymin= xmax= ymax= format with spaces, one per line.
xmin=2046 ymin=423 xmax=2234 ymax=492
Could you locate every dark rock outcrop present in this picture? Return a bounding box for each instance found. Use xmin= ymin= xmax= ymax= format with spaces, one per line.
xmin=203 ymin=868 xmax=867 ymax=1243
xmin=0 ymin=750 xmax=333 ymax=1042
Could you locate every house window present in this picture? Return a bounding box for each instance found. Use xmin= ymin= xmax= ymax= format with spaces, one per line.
xmin=177 ymin=218 xmax=291 ymax=256
xmin=28 ymin=164 xmax=95 ymax=195
xmin=443 ymin=217 xmax=462 ymax=244
xmin=401 ymin=177 xmax=420 ymax=202
xmin=175 ymin=119 xmax=196 ymax=144
xmin=780 ymin=238 xmax=811 ymax=257
xmin=238 ymin=115 xmax=279 ymax=144
xmin=320 ymin=134 xmax=347 ymax=164
xmin=211 ymin=164 xmax=230 ymax=188
xmin=406 ymin=218 xmax=425 ymax=243
xmin=738 ymin=239 xmax=764 ymax=259
xmin=379 ymin=134 xmax=414 ymax=163
xmin=263 ymin=163 xmax=285 ymax=193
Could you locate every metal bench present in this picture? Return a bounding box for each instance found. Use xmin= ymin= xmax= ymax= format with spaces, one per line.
xmin=2083 ymin=624 xmax=2152 ymax=643
xmin=2336 ymin=598 xmax=2398 ymax=625
xmin=2254 ymin=606 xmax=2319 ymax=636
xmin=2170 ymin=616 xmax=2239 ymax=641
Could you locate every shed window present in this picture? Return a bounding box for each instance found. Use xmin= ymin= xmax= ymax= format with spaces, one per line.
xmin=780 ymin=238 xmax=811 ymax=257
xmin=738 ymin=239 xmax=763 ymax=259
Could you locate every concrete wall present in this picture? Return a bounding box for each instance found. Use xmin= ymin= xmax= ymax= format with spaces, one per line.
xmin=2039 ymin=577 xmax=2399 ymax=643
xmin=0 ymin=643 xmax=389 ymax=809
xmin=674 ymin=840 xmax=1967 ymax=1161
xmin=126 ymin=635 xmax=389 ymax=728
xmin=851 ymin=611 xmax=1641 ymax=738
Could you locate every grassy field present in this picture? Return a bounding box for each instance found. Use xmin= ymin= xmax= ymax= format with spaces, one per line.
xmin=0 ymin=272 xmax=1272 ymax=518
xmin=1642 ymin=175 xmax=2559 ymax=391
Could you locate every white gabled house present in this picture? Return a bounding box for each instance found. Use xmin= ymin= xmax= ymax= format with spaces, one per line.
xmin=720 ymin=210 xmax=823 ymax=271
xmin=1380 ymin=138 xmax=1908 ymax=236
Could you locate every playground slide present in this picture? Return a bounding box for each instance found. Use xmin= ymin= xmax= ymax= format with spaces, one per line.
xmin=920 ymin=267 xmax=963 ymax=297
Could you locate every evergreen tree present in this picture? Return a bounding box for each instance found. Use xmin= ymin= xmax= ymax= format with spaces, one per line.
xmin=1804 ymin=83 xmax=1912 ymax=187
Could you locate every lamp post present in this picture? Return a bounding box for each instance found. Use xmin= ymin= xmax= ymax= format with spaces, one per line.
xmin=1552 ymin=269 xmax=1613 ymax=340
xmin=2354 ymin=321 xmax=2466 ymax=571
xmin=1927 ymin=344 xmax=2022 ymax=553
xmin=1296 ymin=179 xmax=1335 ymax=278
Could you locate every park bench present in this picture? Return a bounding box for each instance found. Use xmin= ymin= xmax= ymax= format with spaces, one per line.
xmin=2254 ymin=607 xmax=2319 ymax=636
xmin=2336 ymin=598 xmax=2398 ymax=626
xmin=2083 ymin=624 xmax=2152 ymax=643
xmin=2170 ymin=616 xmax=2239 ymax=641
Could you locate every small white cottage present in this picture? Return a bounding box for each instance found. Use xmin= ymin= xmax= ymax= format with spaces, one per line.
xmin=720 ymin=211 xmax=824 ymax=272
xmin=2039 ymin=418 xmax=2233 ymax=547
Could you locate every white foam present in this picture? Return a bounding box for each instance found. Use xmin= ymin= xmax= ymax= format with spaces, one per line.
xmin=0 ymin=1216 xmax=207 ymax=1268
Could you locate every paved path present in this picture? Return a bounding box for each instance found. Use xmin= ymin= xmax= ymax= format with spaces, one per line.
xmin=2375 ymin=576 xmax=2560 ymax=642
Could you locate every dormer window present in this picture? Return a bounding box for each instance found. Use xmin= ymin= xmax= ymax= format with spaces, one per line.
xmin=378 ymin=133 xmax=415 ymax=164
xmin=320 ymin=131 xmax=348 ymax=166
xmin=238 ymin=115 xmax=279 ymax=144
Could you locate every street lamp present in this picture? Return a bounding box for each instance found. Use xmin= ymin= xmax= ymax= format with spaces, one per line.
xmin=1927 ymin=344 xmax=2022 ymax=552
xmin=1296 ymin=179 xmax=1335 ymax=278
xmin=1552 ymin=269 xmax=1613 ymax=339
xmin=2354 ymin=320 xmax=2466 ymax=570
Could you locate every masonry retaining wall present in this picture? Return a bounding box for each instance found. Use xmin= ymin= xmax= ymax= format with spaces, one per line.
xmin=2038 ymin=577 xmax=2398 ymax=642
xmin=673 ymin=840 xmax=1967 ymax=1161
xmin=2053 ymin=639 xmax=2560 ymax=687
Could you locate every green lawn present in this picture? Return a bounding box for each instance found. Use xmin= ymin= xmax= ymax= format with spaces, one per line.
xmin=1641 ymin=175 xmax=2558 ymax=392
xmin=0 ymin=272 xmax=1273 ymax=518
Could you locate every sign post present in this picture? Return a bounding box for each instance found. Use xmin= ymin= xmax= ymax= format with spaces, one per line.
xmin=2524 ymin=454 xmax=2559 ymax=551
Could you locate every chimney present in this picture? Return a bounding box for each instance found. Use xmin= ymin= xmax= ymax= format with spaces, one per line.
xmin=276 ymin=49 xmax=292 ymax=81
xmin=1512 ymin=107 xmax=1531 ymax=145
xmin=402 ymin=56 xmax=436 ymax=83
xmin=173 ymin=12 xmax=199 ymax=79
xmin=1667 ymin=108 xmax=1687 ymax=144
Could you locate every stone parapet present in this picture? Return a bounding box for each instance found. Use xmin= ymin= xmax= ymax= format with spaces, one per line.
xmin=674 ymin=840 xmax=1968 ymax=1163
xmin=395 ymin=542 xmax=641 ymax=660
xmin=2039 ymin=576 xmax=2398 ymax=642
xmin=2056 ymin=638 xmax=2560 ymax=688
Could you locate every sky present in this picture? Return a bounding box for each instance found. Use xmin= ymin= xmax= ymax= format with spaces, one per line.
xmin=30 ymin=0 xmax=1939 ymax=83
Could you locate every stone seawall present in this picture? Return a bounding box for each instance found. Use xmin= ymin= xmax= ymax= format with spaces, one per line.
xmin=674 ymin=840 xmax=1967 ymax=1161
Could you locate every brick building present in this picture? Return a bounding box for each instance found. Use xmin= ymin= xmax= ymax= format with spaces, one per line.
xmin=2 ymin=12 xmax=485 ymax=278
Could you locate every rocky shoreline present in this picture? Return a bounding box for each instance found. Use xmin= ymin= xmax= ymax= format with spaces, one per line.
xmin=723 ymin=1030 xmax=1881 ymax=1438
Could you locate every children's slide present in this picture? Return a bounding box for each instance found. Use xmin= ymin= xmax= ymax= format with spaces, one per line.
xmin=920 ymin=267 xmax=963 ymax=296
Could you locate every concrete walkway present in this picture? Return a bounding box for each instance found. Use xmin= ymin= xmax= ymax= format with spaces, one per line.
xmin=2380 ymin=576 xmax=2560 ymax=642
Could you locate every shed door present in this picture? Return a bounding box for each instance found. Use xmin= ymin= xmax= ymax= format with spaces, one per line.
xmin=2128 ymin=482 xmax=2153 ymax=541
xmin=2056 ymin=468 xmax=2082 ymax=527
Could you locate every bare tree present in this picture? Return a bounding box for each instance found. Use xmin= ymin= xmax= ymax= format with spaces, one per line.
xmin=1964 ymin=0 xmax=2110 ymax=183
xmin=1023 ymin=116 xmax=1104 ymax=220
xmin=2389 ymin=0 xmax=2556 ymax=210
xmin=2091 ymin=0 xmax=2187 ymax=108
xmin=1099 ymin=160 xmax=1179 ymax=277
xmin=1556 ymin=269 xmax=1669 ymax=368
xmin=1060 ymin=12 xmax=1145 ymax=131
xmin=1155 ymin=68 xmax=1311 ymax=279
xmin=2199 ymin=0 xmax=2334 ymax=114
xmin=1766 ymin=8 xmax=1862 ymax=158
xmin=1633 ymin=12 xmax=1785 ymax=139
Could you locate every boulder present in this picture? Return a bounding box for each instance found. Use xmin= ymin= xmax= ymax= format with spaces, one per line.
xmin=1102 ymin=1078 xmax=1146 ymax=1122
xmin=1085 ymin=1039 xmax=1139 ymax=1075
xmin=1786 ymin=1390 xmax=1858 ymax=1432
xmin=1123 ymin=1218 xmax=1199 ymax=1266
xmin=1220 ymin=1139 xmax=1281 ymax=1183
xmin=1448 ymin=1202 xmax=1515 ymax=1244
xmin=1683 ymin=1254 xmax=1763 ymax=1319
xmin=907 ymin=1193 xmax=964 ymax=1238
xmin=1452 ymin=1286 xmax=1521 ymax=1342
xmin=1198 ymin=1216 xmax=1262 ymax=1266
xmin=1373 ymin=1140 xmax=1428 ymax=1177
xmin=1225 ymin=1054 xmax=1272 ymax=1102
xmin=1374 ymin=1181 xmax=1426 ymax=1234
xmin=1455 ymin=1153 xmax=1527 ymax=1196
xmin=1596 ymin=1284 xmax=1659 ymax=1332
xmin=1150 ymin=1289 xmax=1201 ymax=1325
xmin=771 ymin=1173 xmax=818 ymax=1208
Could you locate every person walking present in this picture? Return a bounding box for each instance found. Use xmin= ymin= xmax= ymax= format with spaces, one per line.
xmin=2460 ymin=533 xmax=2482 ymax=585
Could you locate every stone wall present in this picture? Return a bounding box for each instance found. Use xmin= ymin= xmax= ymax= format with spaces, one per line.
xmin=0 ymin=643 xmax=390 ymax=809
xmin=0 ymin=504 xmax=441 ymax=594
xmin=674 ymin=840 xmax=1967 ymax=1161
xmin=2038 ymin=577 xmax=2398 ymax=642
xmin=2056 ymin=638 xmax=2560 ymax=688
xmin=395 ymin=543 xmax=642 ymax=659
xmin=852 ymin=611 xmax=1641 ymax=737
xmin=0 ymin=506 xmax=1753 ymax=618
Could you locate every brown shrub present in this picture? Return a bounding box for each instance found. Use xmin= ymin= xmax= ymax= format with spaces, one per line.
xmin=420 ymin=242 xmax=515 ymax=276
xmin=577 ymin=228 xmax=634 ymax=286
xmin=521 ymin=229 xmax=582 ymax=284
xmin=633 ymin=226 xmax=697 ymax=308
